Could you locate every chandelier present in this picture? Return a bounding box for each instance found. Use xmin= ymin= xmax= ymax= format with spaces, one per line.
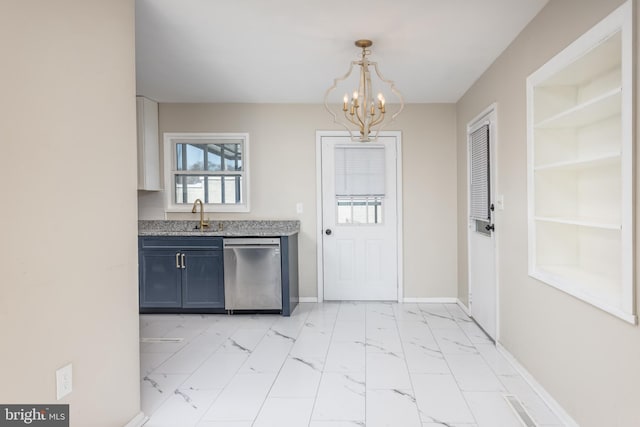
xmin=324 ymin=39 xmax=404 ymax=142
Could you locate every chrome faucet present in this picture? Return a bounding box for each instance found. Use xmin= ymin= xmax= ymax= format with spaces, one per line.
xmin=191 ymin=198 xmax=209 ymax=230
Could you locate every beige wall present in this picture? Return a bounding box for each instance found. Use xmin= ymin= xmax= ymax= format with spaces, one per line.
xmin=0 ymin=1 xmax=141 ymax=426
xmin=138 ymin=103 xmax=458 ymax=299
xmin=456 ymin=0 xmax=640 ymax=425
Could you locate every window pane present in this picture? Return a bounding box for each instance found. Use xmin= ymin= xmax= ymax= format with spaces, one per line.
xmin=206 ymin=176 xmax=222 ymax=204
xmin=176 ymin=144 xmax=206 ymax=171
xmin=222 ymin=143 xmax=243 ymax=171
xmin=336 ymin=197 xmax=383 ymax=224
xmin=223 ymin=176 xmax=242 ymax=203
xmin=175 ymin=175 xmax=204 ymax=204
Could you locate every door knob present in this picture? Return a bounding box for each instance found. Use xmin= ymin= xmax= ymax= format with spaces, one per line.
xmin=485 ymin=224 xmax=495 ymax=232
xmin=325 ymin=229 xmax=332 ymax=235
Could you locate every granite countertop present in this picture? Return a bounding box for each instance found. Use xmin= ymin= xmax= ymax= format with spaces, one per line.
xmin=138 ymin=220 xmax=300 ymax=237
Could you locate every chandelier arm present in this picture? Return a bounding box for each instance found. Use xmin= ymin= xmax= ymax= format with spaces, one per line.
xmin=368 ymin=61 xmax=405 ymax=140
xmin=343 ymin=109 xmax=362 ymax=128
xmin=324 ymin=61 xmax=361 ymax=140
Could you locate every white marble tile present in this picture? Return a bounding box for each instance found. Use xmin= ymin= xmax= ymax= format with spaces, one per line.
xmin=155 ymin=332 xmax=226 ymax=374
xmin=145 ymin=387 xmax=221 ymax=427
xmin=366 ymin=352 xmax=412 ymax=390
xmin=463 ymin=392 xmax=523 ymax=427
xmin=142 ymin=303 xmax=566 ymax=427
xmin=309 ymin=422 xmax=366 ymax=427
xmin=443 ymin=303 xmax=473 ymax=323
xmin=324 ymin=341 xmax=366 ymax=373
xmin=312 ymin=372 xmax=366 ymax=422
xmin=366 ymin=389 xmax=422 ymax=427
xmin=269 ymin=356 xmax=323 ymax=398
xmin=475 ymin=343 xmax=518 ymax=376
xmin=253 ymin=397 xmax=314 ymax=427
xmin=182 ymin=351 xmax=249 ymax=390
xmin=392 ymin=303 xmax=426 ymax=322
xmin=403 ymin=342 xmax=450 ymax=374
xmin=202 ymin=372 xmax=277 ymax=421
xmin=336 ymin=302 xmax=366 ymax=322
xmin=196 ymin=421 xmax=253 ymax=427
xmin=140 ymin=338 xmax=189 ymax=354
xmin=331 ymin=320 xmax=365 ymax=343
xmin=141 ymin=373 xmax=190 ymax=416
xmin=458 ymin=321 xmax=493 ymax=344
xmin=140 ymin=352 xmax=174 ymax=377
xmin=499 ymin=375 xmax=563 ymax=425
xmin=412 ymin=374 xmax=476 ymax=424
xmin=217 ymin=328 xmax=267 ymax=353
xmin=422 ymin=424 xmax=477 ymax=427
xmin=419 ymin=304 xmax=460 ymax=329
xmin=365 ymin=327 xmax=403 ymax=355
xmin=237 ymin=330 xmax=295 ymax=373
xmin=431 ymin=327 xmax=478 ymax=355
xmin=397 ymin=320 xmax=436 ymax=345
xmin=290 ymin=330 xmax=332 ymax=358
xmin=445 ymin=354 xmax=505 ymax=391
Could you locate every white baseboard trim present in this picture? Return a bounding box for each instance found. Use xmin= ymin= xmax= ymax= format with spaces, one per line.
xmin=496 ymin=343 xmax=579 ymax=427
xmin=298 ymin=297 xmax=318 ymax=303
xmin=123 ymin=412 xmax=148 ymax=427
xmin=402 ymin=297 xmax=458 ymax=303
xmin=456 ymin=299 xmax=472 ymax=316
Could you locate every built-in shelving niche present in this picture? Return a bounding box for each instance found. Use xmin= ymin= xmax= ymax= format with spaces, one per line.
xmin=526 ymin=1 xmax=635 ymax=324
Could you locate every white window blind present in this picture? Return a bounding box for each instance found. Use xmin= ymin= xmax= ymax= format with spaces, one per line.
xmin=335 ymin=146 xmax=385 ymax=196
xmin=470 ymin=124 xmax=490 ymax=220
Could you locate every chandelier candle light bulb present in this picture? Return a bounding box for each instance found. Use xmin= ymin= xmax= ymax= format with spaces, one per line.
xmin=324 ymin=39 xmax=404 ymax=142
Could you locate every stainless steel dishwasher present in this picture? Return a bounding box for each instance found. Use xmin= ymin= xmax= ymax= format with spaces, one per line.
xmin=223 ymin=238 xmax=282 ymax=311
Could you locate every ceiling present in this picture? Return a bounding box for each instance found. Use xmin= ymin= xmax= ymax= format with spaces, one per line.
xmin=135 ymin=0 xmax=548 ymax=104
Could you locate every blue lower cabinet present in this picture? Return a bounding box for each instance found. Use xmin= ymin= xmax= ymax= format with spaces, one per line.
xmin=139 ymin=237 xmax=224 ymax=313
xmin=139 ymin=249 xmax=182 ymax=308
xmin=182 ymin=250 xmax=224 ymax=309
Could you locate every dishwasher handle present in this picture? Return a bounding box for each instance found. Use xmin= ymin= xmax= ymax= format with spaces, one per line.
xmin=224 ymin=237 xmax=281 ymax=248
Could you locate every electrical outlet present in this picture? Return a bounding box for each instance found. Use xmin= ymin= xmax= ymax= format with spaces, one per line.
xmin=296 ymin=202 xmax=303 ymax=214
xmin=56 ymin=363 xmax=72 ymax=400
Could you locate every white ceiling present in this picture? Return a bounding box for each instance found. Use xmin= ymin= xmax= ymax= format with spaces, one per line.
xmin=135 ymin=0 xmax=548 ymax=103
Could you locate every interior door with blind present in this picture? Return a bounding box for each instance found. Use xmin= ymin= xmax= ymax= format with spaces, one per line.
xmin=468 ymin=112 xmax=497 ymax=340
xmin=321 ymin=135 xmax=398 ymax=301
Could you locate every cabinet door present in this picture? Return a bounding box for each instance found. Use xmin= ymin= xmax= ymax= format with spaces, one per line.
xmin=182 ymin=250 xmax=224 ymax=308
xmin=140 ymin=249 xmax=182 ymax=308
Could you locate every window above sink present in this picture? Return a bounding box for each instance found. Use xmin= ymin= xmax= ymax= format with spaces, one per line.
xmin=164 ymin=133 xmax=250 ymax=213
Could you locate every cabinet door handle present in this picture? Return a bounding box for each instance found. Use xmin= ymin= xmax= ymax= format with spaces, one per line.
xmin=176 ymin=253 xmax=181 ymax=269
xmin=181 ymin=254 xmax=186 ymax=269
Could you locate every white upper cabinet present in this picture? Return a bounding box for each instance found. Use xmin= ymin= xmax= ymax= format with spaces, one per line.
xmin=526 ymin=1 xmax=635 ymax=323
xmin=137 ymin=96 xmax=162 ymax=191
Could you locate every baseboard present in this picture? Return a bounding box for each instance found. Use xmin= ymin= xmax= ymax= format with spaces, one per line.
xmin=123 ymin=412 xmax=148 ymax=427
xmin=402 ymin=297 xmax=458 ymax=303
xmin=456 ymin=298 xmax=472 ymax=316
xmin=298 ymin=297 xmax=318 ymax=303
xmin=496 ymin=343 xmax=579 ymax=427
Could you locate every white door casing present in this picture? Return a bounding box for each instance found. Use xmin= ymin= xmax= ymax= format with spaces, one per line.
xmin=467 ymin=105 xmax=499 ymax=340
xmin=316 ymin=131 xmax=402 ymax=302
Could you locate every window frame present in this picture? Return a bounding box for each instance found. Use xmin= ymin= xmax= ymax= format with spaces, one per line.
xmin=163 ymin=132 xmax=250 ymax=213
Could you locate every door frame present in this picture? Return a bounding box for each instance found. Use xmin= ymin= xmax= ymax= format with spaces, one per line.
xmin=466 ymin=103 xmax=500 ymax=340
xmin=315 ymin=130 xmax=404 ymax=303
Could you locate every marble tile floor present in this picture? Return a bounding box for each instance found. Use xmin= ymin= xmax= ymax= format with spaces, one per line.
xmin=140 ymin=302 xmax=563 ymax=427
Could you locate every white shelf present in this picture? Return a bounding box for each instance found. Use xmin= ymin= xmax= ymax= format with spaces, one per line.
xmin=534 ymin=152 xmax=620 ymax=171
xmin=535 ymin=88 xmax=621 ymax=129
xmin=526 ymin=1 xmax=634 ymax=323
xmin=534 ymin=216 xmax=620 ymax=230
xmin=532 ymin=266 xmax=636 ymax=324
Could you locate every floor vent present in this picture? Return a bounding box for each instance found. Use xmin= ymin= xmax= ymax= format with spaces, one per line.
xmin=140 ymin=337 xmax=184 ymax=343
xmin=504 ymin=394 xmax=537 ymax=427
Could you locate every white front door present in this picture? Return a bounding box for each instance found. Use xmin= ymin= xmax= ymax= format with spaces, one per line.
xmin=320 ymin=134 xmax=398 ymax=301
xmin=468 ymin=107 xmax=498 ymax=340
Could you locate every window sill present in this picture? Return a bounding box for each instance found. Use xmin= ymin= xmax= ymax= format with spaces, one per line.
xmin=166 ymin=204 xmax=250 ymax=214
